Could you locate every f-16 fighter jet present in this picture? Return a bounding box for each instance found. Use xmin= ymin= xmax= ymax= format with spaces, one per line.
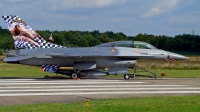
xmin=2 ymin=15 xmax=188 ymax=79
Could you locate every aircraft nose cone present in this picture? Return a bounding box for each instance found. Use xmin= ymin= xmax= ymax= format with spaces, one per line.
xmin=167 ymin=52 xmax=189 ymax=60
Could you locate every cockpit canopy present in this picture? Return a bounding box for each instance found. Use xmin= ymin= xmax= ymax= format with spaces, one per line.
xmin=134 ymin=41 xmax=157 ymax=49
xmin=95 ymin=41 xmax=157 ymax=49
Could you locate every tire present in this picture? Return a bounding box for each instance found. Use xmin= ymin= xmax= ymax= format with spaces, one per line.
xmin=124 ymin=74 xmax=130 ymax=80
xmin=71 ymin=72 xmax=78 ymax=80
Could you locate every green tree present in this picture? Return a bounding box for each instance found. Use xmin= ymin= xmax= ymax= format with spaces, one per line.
xmin=0 ymin=49 xmax=3 ymax=55
xmin=114 ymin=33 xmax=128 ymax=41
xmin=97 ymin=34 xmax=113 ymax=43
xmin=83 ymin=34 xmax=100 ymax=46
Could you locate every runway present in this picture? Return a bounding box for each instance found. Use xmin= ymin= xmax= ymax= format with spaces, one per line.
xmin=0 ymin=78 xmax=200 ymax=105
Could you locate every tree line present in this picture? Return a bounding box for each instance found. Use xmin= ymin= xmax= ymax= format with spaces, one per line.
xmin=0 ymin=26 xmax=200 ymax=54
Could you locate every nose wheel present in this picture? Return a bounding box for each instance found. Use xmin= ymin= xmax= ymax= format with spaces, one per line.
xmin=124 ymin=74 xmax=130 ymax=80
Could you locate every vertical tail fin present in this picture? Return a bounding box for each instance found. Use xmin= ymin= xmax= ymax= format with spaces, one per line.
xmin=2 ymin=15 xmax=64 ymax=49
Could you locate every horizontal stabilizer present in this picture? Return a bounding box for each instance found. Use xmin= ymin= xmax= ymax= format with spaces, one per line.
xmin=3 ymin=56 xmax=34 ymax=62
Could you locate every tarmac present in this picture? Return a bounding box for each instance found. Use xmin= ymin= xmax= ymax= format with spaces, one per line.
xmin=0 ymin=78 xmax=200 ymax=106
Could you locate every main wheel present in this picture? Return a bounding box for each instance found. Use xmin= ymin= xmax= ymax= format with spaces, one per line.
xmin=71 ymin=72 xmax=78 ymax=80
xmin=124 ymin=74 xmax=130 ymax=80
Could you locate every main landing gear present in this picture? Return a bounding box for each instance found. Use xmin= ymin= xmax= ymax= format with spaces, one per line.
xmin=70 ymin=72 xmax=79 ymax=79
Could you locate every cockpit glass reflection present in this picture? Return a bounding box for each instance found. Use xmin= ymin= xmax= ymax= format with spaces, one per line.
xmin=134 ymin=41 xmax=157 ymax=49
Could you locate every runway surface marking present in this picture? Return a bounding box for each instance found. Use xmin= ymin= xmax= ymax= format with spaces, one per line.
xmin=0 ymin=85 xmax=186 ymax=89
xmin=0 ymin=79 xmax=199 ymax=97
xmin=0 ymin=80 xmax=145 ymax=85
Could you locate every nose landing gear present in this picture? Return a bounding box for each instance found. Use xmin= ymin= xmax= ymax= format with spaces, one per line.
xmin=123 ymin=66 xmax=157 ymax=80
xmin=124 ymin=74 xmax=130 ymax=80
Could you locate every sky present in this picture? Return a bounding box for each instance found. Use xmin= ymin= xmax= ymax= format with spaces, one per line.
xmin=0 ymin=0 xmax=200 ymax=37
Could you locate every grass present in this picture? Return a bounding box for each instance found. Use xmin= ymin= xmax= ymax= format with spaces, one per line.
xmin=131 ymin=69 xmax=200 ymax=78
xmin=104 ymin=70 xmax=200 ymax=79
xmin=0 ymin=62 xmax=67 ymax=78
xmin=155 ymin=70 xmax=200 ymax=78
xmin=1 ymin=61 xmax=200 ymax=78
xmin=137 ymin=59 xmax=200 ymax=70
xmin=0 ymin=95 xmax=200 ymax=112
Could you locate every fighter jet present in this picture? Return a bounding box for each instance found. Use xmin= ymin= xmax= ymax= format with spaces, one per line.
xmin=2 ymin=15 xmax=189 ymax=79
